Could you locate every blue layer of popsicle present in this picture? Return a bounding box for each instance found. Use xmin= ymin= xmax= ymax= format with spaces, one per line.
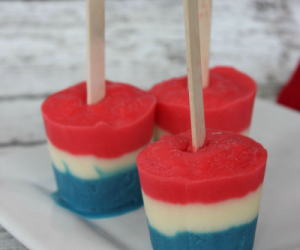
xmin=148 ymin=217 xmax=258 ymax=250
xmin=52 ymin=164 xmax=143 ymax=218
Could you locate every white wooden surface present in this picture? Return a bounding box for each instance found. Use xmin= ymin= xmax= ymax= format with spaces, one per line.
xmin=0 ymin=225 xmax=27 ymax=250
xmin=0 ymin=0 xmax=300 ymax=249
xmin=0 ymin=0 xmax=300 ymax=97
xmin=0 ymin=0 xmax=300 ymax=146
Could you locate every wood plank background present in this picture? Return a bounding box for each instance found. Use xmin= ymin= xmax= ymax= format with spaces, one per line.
xmin=0 ymin=225 xmax=27 ymax=250
xmin=1 ymin=0 xmax=300 ymax=147
xmin=0 ymin=0 xmax=300 ymax=249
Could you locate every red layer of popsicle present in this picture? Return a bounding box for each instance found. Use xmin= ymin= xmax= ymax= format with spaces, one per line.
xmin=137 ymin=129 xmax=267 ymax=204
xmin=150 ymin=67 xmax=257 ymax=135
xmin=42 ymin=81 xmax=156 ymax=158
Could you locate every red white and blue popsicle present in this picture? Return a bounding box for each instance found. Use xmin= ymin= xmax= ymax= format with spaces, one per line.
xmin=137 ymin=130 xmax=267 ymax=250
xmin=137 ymin=0 xmax=268 ymax=249
xmin=150 ymin=66 xmax=257 ymax=140
xmin=42 ymin=81 xmax=156 ymax=217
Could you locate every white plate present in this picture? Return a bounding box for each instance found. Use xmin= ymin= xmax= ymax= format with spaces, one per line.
xmin=0 ymin=99 xmax=300 ymax=250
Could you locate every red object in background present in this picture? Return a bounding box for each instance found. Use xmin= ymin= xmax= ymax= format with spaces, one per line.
xmin=277 ymin=60 xmax=300 ymax=112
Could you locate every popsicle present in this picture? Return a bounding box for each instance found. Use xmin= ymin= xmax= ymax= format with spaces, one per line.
xmin=42 ymin=81 xmax=156 ymax=217
xmin=150 ymin=66 xmax=257 ymax=140
xmin=138 ymin=1 xmax=267 ymax=249
xmin=137 ymin=129 xmax=268 ymax=250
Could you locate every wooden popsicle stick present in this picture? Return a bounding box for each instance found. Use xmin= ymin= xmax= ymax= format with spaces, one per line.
xmin=86 ymin=0 xmax=105 ymax=105
xmin=198 ymin=0 xmax=212 ymax=88
xmin=183 ymin=0 xmax=206 ymax=152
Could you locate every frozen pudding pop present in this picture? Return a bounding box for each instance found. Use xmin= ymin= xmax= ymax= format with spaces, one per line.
xmin=137 ymin=129 xmax=268 ymax=250
xmin=150 ymin=1 xmax=256 ymax=140
xmin=138 ymin=2 xmax=267 ymax=249
xmin=151 ymin=67 xmax=257 ymax=140
xmin=42 ymin=81 xmax=156 ymax=217
xmin=41 ymin=0 xmax=156 ymax=217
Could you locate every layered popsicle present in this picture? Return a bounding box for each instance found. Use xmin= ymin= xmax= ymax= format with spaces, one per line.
xmin=137 ymin=129 xmax=267 ymax=250
xmin=42 ymin=81 xmax=156 ymax=218
xmin=150 ymin=67 xmax=257 ymax=140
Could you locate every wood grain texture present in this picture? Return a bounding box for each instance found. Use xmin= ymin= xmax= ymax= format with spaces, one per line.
xmin=87 ymin=0 xmax=105 ymax=104
xmin=0 ymin=0 xmax=299 ymax=145
xmin=0 ymin=0 xmax=299 ymax=97
xmin=0 ymin=225 xmax=27 ymax=250
xmin=198 ymin=0 xmax=212 ymax=88
xmin=0 ymin=99 xmax=46 ymax=145
xmin=183 ymin=0 xmax=206 ymax=151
